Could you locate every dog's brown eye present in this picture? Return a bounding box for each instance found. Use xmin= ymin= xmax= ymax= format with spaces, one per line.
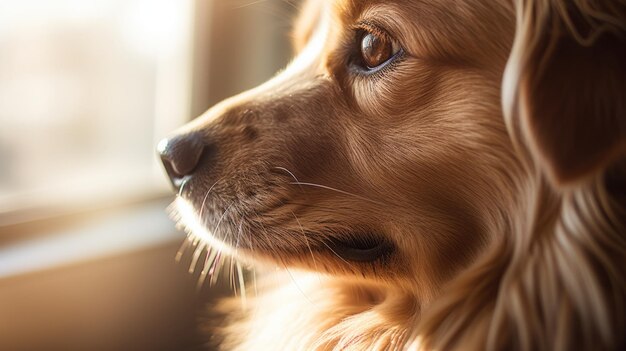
xmin=359 ymin=30 xmax=401 ymax=70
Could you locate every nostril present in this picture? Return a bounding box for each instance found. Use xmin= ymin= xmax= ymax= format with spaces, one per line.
xmin=157 ymin=132 xmax=206 ymax=179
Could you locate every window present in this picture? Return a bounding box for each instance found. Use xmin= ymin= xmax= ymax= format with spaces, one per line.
xmin=0 ymin=0 xmax=297 ymax=266
xmin=0 ymin=0 xmax=194 ymax=217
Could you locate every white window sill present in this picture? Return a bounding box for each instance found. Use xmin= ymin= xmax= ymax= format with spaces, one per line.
xmin=0 ymin=198 xmax=183 ymax=279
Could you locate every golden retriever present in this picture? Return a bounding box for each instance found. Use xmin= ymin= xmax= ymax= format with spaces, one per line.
xmin=158 ymin=0 xmax=626 ymax=350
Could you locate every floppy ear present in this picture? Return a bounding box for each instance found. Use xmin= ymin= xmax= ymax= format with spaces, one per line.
xmin=505 ymin=0 xmax=626 ymax=186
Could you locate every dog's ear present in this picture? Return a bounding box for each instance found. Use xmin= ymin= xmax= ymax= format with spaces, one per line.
xmin=504 ymin=0 xmax=626 ymax=186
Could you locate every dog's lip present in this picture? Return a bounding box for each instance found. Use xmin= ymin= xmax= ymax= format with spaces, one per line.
xmin=327 ymin=235 xmax=393 ymax=262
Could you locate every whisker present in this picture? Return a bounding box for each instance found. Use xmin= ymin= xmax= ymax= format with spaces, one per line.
xmin=289 ymin=181 xmax=384 ymax=206
xmin=171 ymin=184 xmax=242 ymax=293
xmin=199 ymin=204 xmax=234 ymax=287
xmin=189 ymin=241 xmax=206 ymax=274
xmin=284 ymin=266 xmax=313 ymax=304
xmin=281 ymin=0 xmax=300 ymax=11
xmin=206 ymin=248 xmax=220 ymax=275
xmin=235 ymin=217 xmax=245 ymax=250
xmin=319 ymin=240 xmax=355 ymax=269
xmin=198 ymin=246 xmax=218 ymax=290
xmin=283 ymin=200 xmax=348 ymax=212
xmin=211 ymin=204 xmax=234 ymax=240
xmin=177 ymin=177 xmax=190 ymax=197
xmin=253 ymin=269 xmax=258 ymax=297
xmin=251 ymin=204 xmax=313 ymax=304
xmin=196 ymin=246 xmax=213 ymax=290
xmin=231 ymin=0 xmax=268 ymax=10
xmin=231 ymin=210 xmax=252 ymax=307
xmin=253 ymin=210 xmax=276 ymax=255
xmin=273 ymin=166 xmax=302 ymax=186
xmin=230 ymin=256 xmax=236 ymax=294
xmin=291 ymin=211 xmax=319 ymax=272
xmin=175 ymin=235 xmax=193 ymax=262
xmin=237 ymin=262 xmax=247 ymax=308
xmin=199 ymin=179 xmax=222 ymax=220
xmin=209 ymin=251 xmax=225 ymax=286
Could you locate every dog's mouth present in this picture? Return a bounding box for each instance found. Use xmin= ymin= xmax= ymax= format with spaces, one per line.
xmin=326 ymin=235 xmax=393 ymax=262
xmin=174 ymin=197 xmax=394 ymax=264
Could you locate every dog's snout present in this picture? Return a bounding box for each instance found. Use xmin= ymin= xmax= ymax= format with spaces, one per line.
xmin=157 ymin=132 xmax=206 ymax=189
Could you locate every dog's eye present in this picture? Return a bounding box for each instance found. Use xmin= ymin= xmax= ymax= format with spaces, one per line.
xmin=357 ymin=28 xmax=402 ymax=71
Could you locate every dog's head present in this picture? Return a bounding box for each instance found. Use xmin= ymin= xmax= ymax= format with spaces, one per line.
xmin=159 ymin=0 xmax=625 ymax=304
xmin=159 ymin=0 xmax=518 ymax=299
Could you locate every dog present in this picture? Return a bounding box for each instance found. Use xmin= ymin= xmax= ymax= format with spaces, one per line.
xmin=158 ymin=0 xmax=626 ymax=349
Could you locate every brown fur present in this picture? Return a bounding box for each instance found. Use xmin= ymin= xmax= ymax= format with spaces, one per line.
xmin=165 ymin=0 xmax=626 ymax=349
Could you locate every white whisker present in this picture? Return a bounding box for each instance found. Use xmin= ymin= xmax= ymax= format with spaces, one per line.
xmin=289 ymin=181 xmax=383 ymax=206
xmin=253 ymin=209 xmax=276 ymax=257
xmin=196 ymin=246 xmax=213 ymax=290
xmin=209 ymin=251 xmax=225 ymax=286
xmin=284 ymin=266 xmax=313 ymax=304
xmin=253 ymin=269 xmax=258 ymax=297
xmin=319 ymin=240 xmax=354 ymax=268
xmin=175 ymin=235 xmax=193 ymax=262
xmin=189 ymin=242 xmax=206 ymax=274
xmin=237 ymin=262 xmax=247 ymax=308
xmin=273 ymin=166 xmax=302 ymax=186
xmin=252 ymin=205 xmax=313 ymax=304
xmin=199 ymin=179 xmax=222 ymax=220
xmin=235 ymin=217 xmax=245 ymax=251
xmin=291 ymin=211 xmax=319 ymax=272
xmin=231 ymin=0 xmax=268 ymax=10
xmin=177 ymin=178 xmax=187 ymax=197
xmin=237 ymin=262 xmax=246 ymax=308
xmin=230 ymin=256 xmax=236 ymax=293
xmin=212 ymin=204 xmax=234 ymax=236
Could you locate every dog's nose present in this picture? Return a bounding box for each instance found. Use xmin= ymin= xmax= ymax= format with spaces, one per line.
xmin=157 ymin=132 xmax=205 ymax=189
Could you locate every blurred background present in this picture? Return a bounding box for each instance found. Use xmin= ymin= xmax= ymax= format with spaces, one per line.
xmin=0 ymin=0 xmax=298 ymax=349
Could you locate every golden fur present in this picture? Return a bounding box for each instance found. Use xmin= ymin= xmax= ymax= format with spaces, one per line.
xmin=163 ymin=0 xmax=626 ymax=350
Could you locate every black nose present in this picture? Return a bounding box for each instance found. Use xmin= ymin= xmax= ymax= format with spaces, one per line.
xmin=157 ymin=132 xmax=205 ymax=190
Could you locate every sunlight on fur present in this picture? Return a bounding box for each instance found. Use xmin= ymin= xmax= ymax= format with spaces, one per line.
xmin=171 ymin=197 xmax=233 ymax=256
xmin=170 ymin=197 xmax=249 ymax=305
